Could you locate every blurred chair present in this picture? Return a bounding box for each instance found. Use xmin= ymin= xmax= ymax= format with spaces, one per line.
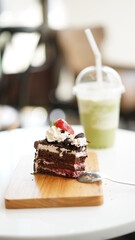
xmin=0 ymin=26 xmax=41 ymax=107
xmin=0 ymin=26 xmax=41 ymax=130
xmin=21 ymin=31 xmax=61 ymax=108
xmin=56 ymin=26 xmax=105 ymax=76
xmin=0 ymin=26 xmax=61 ymax=109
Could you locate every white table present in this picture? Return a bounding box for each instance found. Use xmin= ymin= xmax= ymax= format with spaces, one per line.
xmin=0 ymin=126 xmax=135 ymax=240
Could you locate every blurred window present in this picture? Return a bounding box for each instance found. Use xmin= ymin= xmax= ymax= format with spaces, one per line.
xmin=0 ymin=0 xmax=43 ymax=27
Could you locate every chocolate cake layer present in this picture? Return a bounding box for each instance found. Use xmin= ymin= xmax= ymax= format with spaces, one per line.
xmin=36 ymin=149 xmax=86 ymax=164
xmin=34 ymin=158 xmax=86 ymax=172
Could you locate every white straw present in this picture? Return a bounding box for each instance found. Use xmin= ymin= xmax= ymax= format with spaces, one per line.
xmin=84 ymin=28 xmax=102 ymax=84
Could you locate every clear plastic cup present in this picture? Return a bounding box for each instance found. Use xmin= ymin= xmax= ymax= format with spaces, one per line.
xmin=73 ymin=66 xmax=125 ymax=148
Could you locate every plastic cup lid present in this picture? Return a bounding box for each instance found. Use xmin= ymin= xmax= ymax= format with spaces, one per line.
xmin=73 ymin=66 xmax=125 ymax=99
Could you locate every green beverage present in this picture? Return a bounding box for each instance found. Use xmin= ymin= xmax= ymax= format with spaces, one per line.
xmin=73 ymin=66 xmax=125 ymax=149
xmin=78 ymin=98 xmax=120 ymax=148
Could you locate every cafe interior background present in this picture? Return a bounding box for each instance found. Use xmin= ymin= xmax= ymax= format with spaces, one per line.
xmin=0 ymin=0 xmax=135 ymax=131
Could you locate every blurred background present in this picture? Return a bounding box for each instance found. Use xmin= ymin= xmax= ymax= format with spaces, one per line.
xmin=1 ymin=0 xmax=135 ymax=131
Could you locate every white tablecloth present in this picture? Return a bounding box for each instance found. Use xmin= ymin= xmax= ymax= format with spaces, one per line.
xmin=0 ymin=127 xmax=135 ymax=240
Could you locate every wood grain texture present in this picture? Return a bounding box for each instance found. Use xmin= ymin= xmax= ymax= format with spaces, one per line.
xmin=5 ymin=152 xmax=103 ymax=209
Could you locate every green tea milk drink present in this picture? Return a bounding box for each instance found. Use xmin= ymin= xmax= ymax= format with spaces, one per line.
xmin=73 ymin=66 xmax=125 ymax=148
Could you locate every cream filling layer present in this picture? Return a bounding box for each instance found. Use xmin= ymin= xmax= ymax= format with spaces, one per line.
xmin=37 ymin=144 xmax=87 ymax=158
xmin=34 ymin=164 xmax=84 ymax=177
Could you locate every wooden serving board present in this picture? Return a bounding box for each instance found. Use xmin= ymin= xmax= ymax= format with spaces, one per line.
xmin=5 ymin=152 xmax=103 ymax=209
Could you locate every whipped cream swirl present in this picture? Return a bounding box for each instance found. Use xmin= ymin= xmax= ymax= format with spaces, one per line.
xmin=46 ymin=126 xmax=87 ymax=147
xmin=46 ymin=126 xmax=70 ymax=142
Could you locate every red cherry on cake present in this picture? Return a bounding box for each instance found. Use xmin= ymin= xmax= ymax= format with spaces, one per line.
xmin=55 ymin=119 xmax=74 ymax=134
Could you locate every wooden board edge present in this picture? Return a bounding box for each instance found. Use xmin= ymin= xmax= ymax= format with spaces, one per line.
xmin=5 ymin=195 xmax=104 ymax=209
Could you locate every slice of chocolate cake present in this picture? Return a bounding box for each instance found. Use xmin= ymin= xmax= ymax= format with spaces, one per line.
xmin=34 ymin=119 xmax=88 ymax=178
